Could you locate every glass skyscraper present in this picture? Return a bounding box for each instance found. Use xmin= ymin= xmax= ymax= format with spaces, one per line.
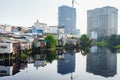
xmin=58 ymin=5 xmax=76 ymax=34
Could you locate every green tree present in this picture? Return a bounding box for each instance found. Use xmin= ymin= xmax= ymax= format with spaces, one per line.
xmin=45 ymin=34 xmax=57 ymax=48
xmin=96 ymin=34 xmax=120 ymax=52
xmin=80 ymin=34 xmax=90 ymax=47
xmin=107 ymin=34 xmax=120 ymax=52
xmin=80 ymin=34 xmax=91 ymax=55
xmin=108 ymin=34 xmax=117 ymax=47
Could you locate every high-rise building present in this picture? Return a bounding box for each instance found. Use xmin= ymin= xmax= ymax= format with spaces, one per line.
xmin=87 ymin=6 xmax=118 ymax=39
xmin=58 ymin=5 xmax=76 ymax=34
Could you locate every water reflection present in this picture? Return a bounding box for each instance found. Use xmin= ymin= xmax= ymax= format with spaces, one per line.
xmin=32 ymin=53 xmax=47 ymax=69
xmin=0 ymin=59 xmax=27 ymax=77
xmin=1 ymin=48 xmax=120 ymax=80
xmin=0 ymin=49 xmax=64 ymax=77
xmin=57 ymin=53 xmax=75 ymax=75
xmin=87 ymin=46 xmax=117 ymax=77
xmin=0 ymin=50 xmax=49 ymax=77
xmin=57 ymin=49 xmax=76 ymax=80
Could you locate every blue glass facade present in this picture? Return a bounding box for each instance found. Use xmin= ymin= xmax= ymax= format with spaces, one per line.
xmin=58 ymin=5 xmax=76 ymax=34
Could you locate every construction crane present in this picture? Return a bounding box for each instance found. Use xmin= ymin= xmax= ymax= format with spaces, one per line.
xmin=72 ymin=0 xmax=75 ymax=8
xmin=71 ymin=0 xmax=78 ymax=35
xmin=72 ymin=0 xmax=79 ymax=8
xmin=71 ymin=0 xmax=75 ymax=35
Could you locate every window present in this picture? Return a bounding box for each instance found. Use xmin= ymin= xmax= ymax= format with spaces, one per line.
xmin=0 ymin=46 xmax=7 ymax=48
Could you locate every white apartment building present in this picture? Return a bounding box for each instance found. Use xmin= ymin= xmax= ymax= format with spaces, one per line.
xmin=49 ymin=26 xmax=58 ymax=33
xmin=58 ymin=26 xmax=65 ymax=34
xmin=49 ymin=26 xmax=65 ymax=39
xmin=49 ymin=26 xmax=65 ymax=34
xmin=0 ymin=24 xmax=12 ymax=33
xmin=0 ymin=25 xmax=5 ymax=33
xmin=34 ymin=20 xmax=50 ymax=34
xmin=87 ymin=6 xmax=118 ymax=39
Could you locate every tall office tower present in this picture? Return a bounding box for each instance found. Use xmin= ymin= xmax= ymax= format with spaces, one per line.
xmin=87 ymin=6 xmax=118 ymax=39
xmin=58 ymin=5 xmax=76 ymax=34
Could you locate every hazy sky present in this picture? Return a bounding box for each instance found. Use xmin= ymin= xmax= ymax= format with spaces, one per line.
xmin=0 ymin=0 xmax=120 ymax=34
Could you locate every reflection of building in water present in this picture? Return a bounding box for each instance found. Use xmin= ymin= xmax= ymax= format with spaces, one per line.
xmin=0 ymin=66 xmax=13 ymax=76
xmin=32 ymin=53 xmax=47 ymax=69
xmin=57 ymin=53 xmax=75 ymax=75
xmin=87 ymin=46 xmax=117 ymax=77
xmin=33 ymin=53 xmax=46 ymax=60
xmin=34 ymin=60 xmax=47 ymax=70
xmin=0 ymin=59 xmax=28 ymax=77
xmin=19 ymin=62 xmax=27 ymax=70
xmin=56 ymin=49 xmax=65 ymax=60
xmin=0 ymin=62 xmax=20 ymax=77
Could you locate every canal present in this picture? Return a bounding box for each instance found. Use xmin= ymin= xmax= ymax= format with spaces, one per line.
xmin=0 ymin=47 xmax=120 ymax=80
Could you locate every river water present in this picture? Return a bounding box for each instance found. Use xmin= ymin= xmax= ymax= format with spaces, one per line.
xmin=0 ymin=47 xmax=120 ymax=80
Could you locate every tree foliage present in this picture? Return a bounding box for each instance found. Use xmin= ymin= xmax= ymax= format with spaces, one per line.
xmin=80 ymin=34 xmax=91 ymax=47
xmin=97 ymin=34 xmax=120 ymax=53
xmin=45 ymin=34 xmax=57 ymax=48
xmin=80 ymin=34 xmax=91 ymax=55
xmin=98 ymin=34 xmax=120 ymax=47
xmin=44 ymin=50 xmax=57 ymax=63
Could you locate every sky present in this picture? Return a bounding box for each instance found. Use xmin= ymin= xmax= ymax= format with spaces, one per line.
xmin=0 ymin=0 xmax=120 ymax=34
